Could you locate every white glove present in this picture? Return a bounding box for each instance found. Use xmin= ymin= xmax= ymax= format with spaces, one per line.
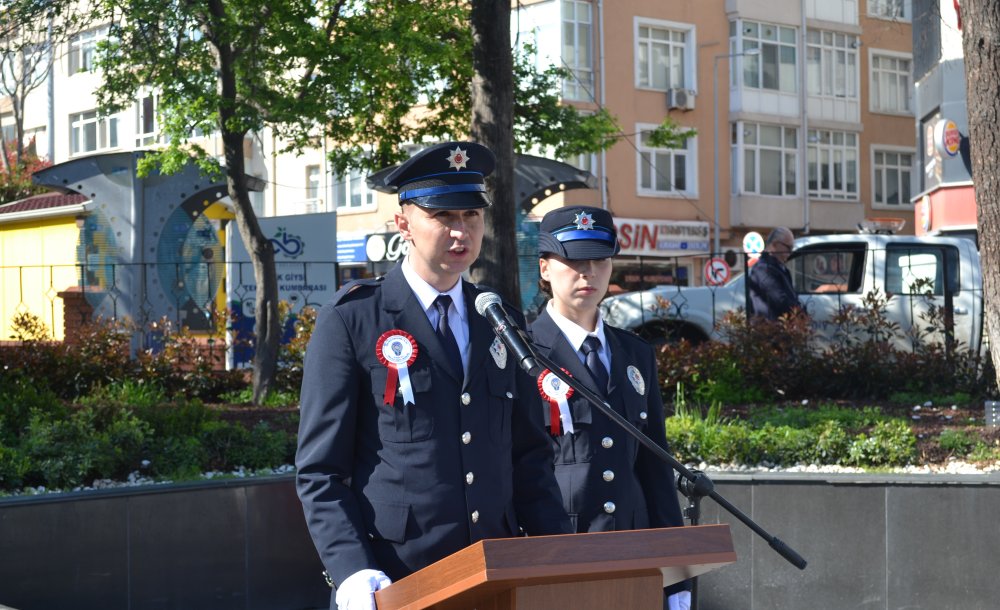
xmin=667 ymin=590 xmax=691 ymax=610
xmin=335 ymin=569 xmax=393 ymax=610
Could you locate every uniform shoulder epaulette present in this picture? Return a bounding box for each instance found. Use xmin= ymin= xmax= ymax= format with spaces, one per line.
xmin=332 ymin=276 xmax=384 ymax=305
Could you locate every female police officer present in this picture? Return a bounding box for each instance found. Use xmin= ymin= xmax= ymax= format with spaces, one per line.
xmin=529 ymin=206 xmax=691 ymax=610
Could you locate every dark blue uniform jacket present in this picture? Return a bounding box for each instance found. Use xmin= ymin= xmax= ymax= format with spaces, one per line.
xmin=296 ymin=264 xmax=571 ymax=591
xmin=529 ymin=309 xmax=689 ymax=597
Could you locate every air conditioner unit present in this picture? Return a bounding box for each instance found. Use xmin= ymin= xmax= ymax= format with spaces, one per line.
xmin=667 ymin=88 xmax=696 ymax=111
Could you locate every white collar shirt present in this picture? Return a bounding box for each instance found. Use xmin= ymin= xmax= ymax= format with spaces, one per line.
xmin=401 ymin=256 xmax=469 ymax=375
xmin=545 ymin=300 xmax=611 ymax=373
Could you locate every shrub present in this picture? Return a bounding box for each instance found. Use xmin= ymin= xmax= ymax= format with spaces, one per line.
xmin=656 ymin=288 xmax=991 ymax=404
xmin=846 ymin=420 xmax=917 ymax=467
xmin=938 ymin=429 xmax=975 ymax=455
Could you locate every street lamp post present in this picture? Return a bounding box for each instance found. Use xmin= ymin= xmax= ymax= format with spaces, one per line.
xmin=712 ymin=48 xmax=759 ymax=257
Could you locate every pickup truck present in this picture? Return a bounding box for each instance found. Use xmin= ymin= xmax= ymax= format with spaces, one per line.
xmin=600 ymin=233 xmax=984 ymax=354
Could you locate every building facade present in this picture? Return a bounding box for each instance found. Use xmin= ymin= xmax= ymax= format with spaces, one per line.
xmin=1 ymin=1 xmax=917 ymax=301
xmin=910 ymin=0 xmax=976 ymax=241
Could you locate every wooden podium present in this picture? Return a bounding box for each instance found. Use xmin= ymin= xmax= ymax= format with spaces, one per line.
xmin=375 ymin=524 xmax=736 ymax=610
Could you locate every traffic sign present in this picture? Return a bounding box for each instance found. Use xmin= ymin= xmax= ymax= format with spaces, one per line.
xmin=742 ymin=231 xmax=764 ymax=260
xmin=704 ymin=257 xmax=731 ymax=286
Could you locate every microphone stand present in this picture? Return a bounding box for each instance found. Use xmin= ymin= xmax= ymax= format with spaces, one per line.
xmin=523 ymin=346 xmax=807 ymax=606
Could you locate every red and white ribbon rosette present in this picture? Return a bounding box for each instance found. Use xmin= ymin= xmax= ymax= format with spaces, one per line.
xmin=376 ymin=330 xmax=418 ymax=407
xmin=537 ymin=368 xmax=574 ymax=435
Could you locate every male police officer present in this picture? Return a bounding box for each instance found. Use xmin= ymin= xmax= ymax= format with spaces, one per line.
xmin=296 ymin=142 xmax=572 ymax=610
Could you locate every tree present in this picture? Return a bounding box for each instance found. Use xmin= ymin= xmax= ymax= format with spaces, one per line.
xmin=962 ymin=0 xmax=1000 ymax=390
xmin=0 ymin=3 xmax=70 ymax=176
xmin=70 ymin=0 xmax=478 ymax=403
xmin=468 ymin=0 xmax=518 ymax=303
xmin=0 ymin=141 xmax=51 ymax=203
xmin=31 ymin=0 xmax=676 ymax=401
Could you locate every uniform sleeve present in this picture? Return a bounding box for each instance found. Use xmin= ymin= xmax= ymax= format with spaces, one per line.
xmin=634 ymin=341 xmax=685 ymax=530
xmin=295 ymin=302 xmax=380 ymax=587
xmin=508 ymin=313 xmax=573 ymax=536
xmin=634 ymin=341 xmax=692 ymax=596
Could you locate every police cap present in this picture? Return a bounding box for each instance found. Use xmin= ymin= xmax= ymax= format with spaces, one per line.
xmin=538 ymin=206 xmax=620 ymax=260
xmin=368 ymin=141 xmax=494 ymax=209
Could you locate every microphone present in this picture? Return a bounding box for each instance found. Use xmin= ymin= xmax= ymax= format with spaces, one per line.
xmin=474 ymin=292 xmax=543 ymax=376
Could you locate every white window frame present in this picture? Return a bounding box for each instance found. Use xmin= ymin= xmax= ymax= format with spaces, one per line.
xmin=305 ymin=165 xmax=321 ymax=200
xmin=332 ymin=167 xmax=376 ymax=212
xmin=561 ymin=0 xmax=593 ymax=101
xmin=806 ymin=29 xmax=859 ymax=99
xmin=135 ymin=89 xmax=162 ymax=147
xmin=634 ymin=17 xmax=696 ymax=92
xmin=807 ymin=129 xmax=858 ymax=200
xmin=734 ymin=122 xmax=799 ymax=197
xmin=736 ymin=20 xmax=798 ymax=93
xmin=636 ymin=123 xmax=697 ymax=197
xmin=68 ymin=26 xmax=109 ymax=74
xmin=869 ymin=49 xmax=912 ymax=115
xmin=868 ymin=0 xmax=910 ymax=21
xmin=871 ymin=146 xmax=914 ymax=209
xmin=70 ymin=110 xmax=119 ymax=155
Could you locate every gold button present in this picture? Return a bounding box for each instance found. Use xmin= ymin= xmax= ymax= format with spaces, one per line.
xmin=602 ymin=437 xmax=614 ymax=449
xmin=465 ymin=472 xmax=474 ymax=484
xmin=604 ymin=501 xmax=616 ymax=514
xmin=603 ymin=470 xmax=614 ymax=482
xmin=471 ymin=510 xmax=480 ymax=523
xmin=462 ymin=431 xmax=472 ymax=444
xmin=461 ymin=393 xmax=471 ymax=405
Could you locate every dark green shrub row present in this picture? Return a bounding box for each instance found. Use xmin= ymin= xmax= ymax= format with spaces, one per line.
xmin=0 ymin=377 xmax=296 ymax=493
xmin=664 ymin=401 xmax=918 ymax=468
xmin=656 ymin=293 xmax=991 ymax=404
xmin=3 ymin=304 xmax=315 ymax=403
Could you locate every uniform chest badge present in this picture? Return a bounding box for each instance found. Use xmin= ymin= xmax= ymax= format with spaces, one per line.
xmin=627 ymin=365 xmax=646 ymax=396
xmin=489 ymin=337 xmax=507 ymax=369
xmin=376 ymin=330 xmax=419 ymax=406
xmin=538 ymin=369 xmax=575 ymax=435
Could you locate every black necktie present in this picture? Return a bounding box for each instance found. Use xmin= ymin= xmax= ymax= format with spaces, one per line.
xmin=580 ymin=336 xmax=609 ymax=395
xmin=433 ymin=295 xmax=464 ymax=378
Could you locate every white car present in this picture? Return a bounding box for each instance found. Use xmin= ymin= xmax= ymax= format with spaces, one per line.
xmin=600 ymin=233 xmax=984 ymax=354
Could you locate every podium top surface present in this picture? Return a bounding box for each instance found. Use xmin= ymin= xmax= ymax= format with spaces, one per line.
xmin=376 ymin=524 xmax=736 ymax=610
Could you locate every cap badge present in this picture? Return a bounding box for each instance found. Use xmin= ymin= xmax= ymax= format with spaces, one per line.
xmin=574 ymin=211 xmax=595 ymax=230
xmin=447 ymin=146 xmax=469 ymax=171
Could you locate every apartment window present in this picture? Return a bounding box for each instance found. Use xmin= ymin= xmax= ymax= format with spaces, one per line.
xmin=869 ymin=0 xmax=910 ymax=20
xmin=739 ymin=21 xmax=797 ymax=93
xmin=637 ymin=125 xmax=695 ymax=196
xmin=306 ymin=165 xmax=321 ymax=200
xmin=561 ymin=0 xmax=593 ymax=101
xmin=636 ymin=21 xmax=692 ymax=91
xmin=1 ymin=116 xmax=14 ymax=146
xmin=871 ymin=53 xmax=912 ymax=114
xmin=68 ymin=27 xmax=109 ymax=74
xmin=332 ymin=167 xmax=375 ymax=210
xmin=873 ymin=149 xmax=913 ymax=206
xmin=808 ymin=129 xmax=858 ymax=200
xmin=70 ymin=110 xmax=119 ymax=155
xmin=735 ymin=122 xmax=798 ymax=196
xmin=806 ymin=30 xmax=858 ymax=98
xmin=135 ymin=91 xmax=161 ymax=146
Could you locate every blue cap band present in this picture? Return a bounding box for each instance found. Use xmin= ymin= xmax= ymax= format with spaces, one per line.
xmin=554 ymin=229 xmax=616 ymax=243
xmin=399 ymin=183 xmax=486 ymax=202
